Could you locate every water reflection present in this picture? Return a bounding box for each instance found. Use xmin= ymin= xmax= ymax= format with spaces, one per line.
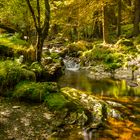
xmin=58 ymin=70 xmax=140 ymax=97
xmin=57 ymin=69 xmax=140 ymax=140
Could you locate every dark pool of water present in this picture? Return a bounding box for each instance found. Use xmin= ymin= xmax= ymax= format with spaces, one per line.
xmin=56 ymin=69 xmax=140 ymax=140
xmin=58 ymin=69 xmax=140 ymax=98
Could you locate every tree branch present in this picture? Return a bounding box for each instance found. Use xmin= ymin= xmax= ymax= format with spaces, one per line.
xmin=37 ymin=0 xmax=41 ymax=29
xmin=42 ymin=0 xmax=50 ymax=39
xmin=25 ymin=0 xmax=38 ymax=30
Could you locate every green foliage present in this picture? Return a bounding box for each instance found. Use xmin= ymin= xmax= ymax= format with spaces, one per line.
xmin=116 ymin=38 xmax=134 ymax=46
xmin=0 ymin=60 xmax=36 ymax=95
xmin=0 ymin=34 xmax=35 ymax=62
xmin=30 ymin=62 xmax=44 ymax=74
xmin=105 ymin=63 xmax=122 ymax=71
xmin=67 ymin=41 xmax=92 ymax=54
xmin=0 ymin=33 xmax=27 ymax=46
xmin=50 ymin=52 xmax=60 ymax=59
xmin=13 ymin=81 xmax=59 ymax=102
xmin=105 ymin=53 xmax=124 ymax=64
xmin=121 ymin=24 xmax=133 ymax=37
xmin=0 ymin=45 xmax=14 ymax=58
xmin=45 ymin=93 xmax=68 ymax=110
xmin=9 ymin=33 xmax=28 ymax=46
xmin=82 ymin=46 xmax=111 ymax=62
xmin=133 ymin=34 xmax=140 ymax=45
xmin=116 ymin=38 xmax=138 ymax=53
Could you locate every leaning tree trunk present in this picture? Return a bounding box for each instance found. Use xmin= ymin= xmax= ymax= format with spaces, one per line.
xmin=102 ymin=4 xmax=109 ymax=44
xmin=133 ymin=0 xmax=140 ymax=36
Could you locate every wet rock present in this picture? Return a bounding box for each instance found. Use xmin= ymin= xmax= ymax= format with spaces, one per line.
xmin=87 ymin=65 xmax=111 ymax=80
xmin=114 ymin=67 xmax=132 ymax=80
xmin=61 ymin=87 xmax=122 ymax=129
xmin=42 ymin=57 xmax=53 ymax=65
xmin=0 ymin=110 xmax=11 ymax=117
xmin=43 ymin=112 xmax=53 ymax=120
xmin=45 ymin=63 xmax=62 ymax=80
xmin=106 ymin=101 xmax=124 ymax=108
xmin=12 ymin=106 xmax=20 ymax=109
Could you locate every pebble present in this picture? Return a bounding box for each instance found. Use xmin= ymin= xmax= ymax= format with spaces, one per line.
xmin=12 ymin=106 xmax=20 ymax=109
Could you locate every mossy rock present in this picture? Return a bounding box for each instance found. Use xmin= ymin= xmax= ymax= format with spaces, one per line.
xmin=45 ymin=93 xmax=68 ymax=110
xmin=116 ymin=38 xmax=134 ymax=46
xmin=13 ymin=81 xmax=59 ymax=102
xmin=61 ymin=87 xmax=122 ymax=127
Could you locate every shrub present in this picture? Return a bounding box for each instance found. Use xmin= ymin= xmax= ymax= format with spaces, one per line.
xmin=9 ymin=33 xmax=28 ymax=46
xmin=105 ymin=53 xmax=124 ymax=64
xmin=0 ymin=60 xmax=36 ymax=95
xmin=0 ymin=34 xmax=35 ymax=62
xmin=0 ymin=45 xmax=14 ymax=58
xmin=116 ymin=38 xmax=137 ymax=53
xmin=29 ymin=62 xmax=45 ymax=80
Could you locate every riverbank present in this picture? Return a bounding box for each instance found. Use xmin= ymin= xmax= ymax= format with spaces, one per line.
xmin=1 ymin=89 xmax=140 ymax=140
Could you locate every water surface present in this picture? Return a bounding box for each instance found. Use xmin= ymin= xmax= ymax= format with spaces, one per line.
xmin=57 ymin=69 xmax=140 ymax=140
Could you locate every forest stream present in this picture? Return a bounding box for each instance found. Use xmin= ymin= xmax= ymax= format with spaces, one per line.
xmin=1 ymin=69 xmax=140 ymax=140
xmin=57 ymin=69 xmax=140 ymax=140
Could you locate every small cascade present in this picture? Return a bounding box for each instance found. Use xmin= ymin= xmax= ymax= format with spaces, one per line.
xmin=63 ymin=57 xmax=80 ymax=71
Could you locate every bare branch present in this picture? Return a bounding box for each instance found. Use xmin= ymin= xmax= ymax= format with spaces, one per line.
xmin=42 ymin=0 xmax=50 ymax=38
xmin=37 ymin=0 xmax=41 ymax=29
xmin=25 ymin=0 xmax=38 ymax=30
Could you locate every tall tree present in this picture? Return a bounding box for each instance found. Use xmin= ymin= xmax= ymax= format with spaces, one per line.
xmin=102 ymin=2 xmax=109 ymax=44
xmin=25 ymin=0 xmax=50 ymax=61
xmin=133 ymin=0 xmax=140 ymax=36
xmin=117 ymin=0 xmax=122 ymax=36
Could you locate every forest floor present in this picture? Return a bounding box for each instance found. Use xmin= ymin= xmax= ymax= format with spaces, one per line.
xmin=0 ymin=97 xmax=55 ymax=140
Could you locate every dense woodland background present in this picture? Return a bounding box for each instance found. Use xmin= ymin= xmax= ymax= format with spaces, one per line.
xmin=0 ymin=0 xmax=140 ymax=58
xmin=1 ymin=1 xmax=140 ymax=140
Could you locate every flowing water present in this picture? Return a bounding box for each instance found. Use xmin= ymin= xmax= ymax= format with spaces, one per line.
xmin=57 ymin=69 xmax=140 ymax=140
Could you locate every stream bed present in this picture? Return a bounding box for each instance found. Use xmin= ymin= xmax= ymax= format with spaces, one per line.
xmin=57 ymin=69 xmax=140 ymax=140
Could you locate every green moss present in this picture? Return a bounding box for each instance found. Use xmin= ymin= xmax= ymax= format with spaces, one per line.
xmin=13 ymin=81 xmax=59 ymax=101
xmin=45 ymin=93 xmax=68 ymax=110
xmin=50 ymin=52 xmax=60 ymax=59
xmin=116 ymin=38 xmax=137 ymax=53
xmin=82 ymin=46 xmax=111 ymax=62
xmin=9 ymin=33 xmax=28 ymax=46
xmin=105 ymin=53 xmax=124 ymax=64
xmin=0 ymin=34 xmax=35 ymax=62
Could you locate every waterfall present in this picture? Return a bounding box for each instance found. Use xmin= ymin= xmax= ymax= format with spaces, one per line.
xmin=63 ymin=57 xmax=80 ymax=71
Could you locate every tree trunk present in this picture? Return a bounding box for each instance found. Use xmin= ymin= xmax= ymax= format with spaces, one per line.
xmin=117 ymin=0 xmax=122 ymax=37
xmin=133 ymin=0 xmax=140 ymax=36
xmin=36 ymin=33 xmax=44 ymax=62
xmin=102 ymin=4 xmax=109 ymax=44
xmin=26 ymin=0 xmax=50 ymax=62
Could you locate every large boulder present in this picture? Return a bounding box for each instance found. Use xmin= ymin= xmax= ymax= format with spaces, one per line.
xmin=61 ymin=87 xmax=122 ymax=130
